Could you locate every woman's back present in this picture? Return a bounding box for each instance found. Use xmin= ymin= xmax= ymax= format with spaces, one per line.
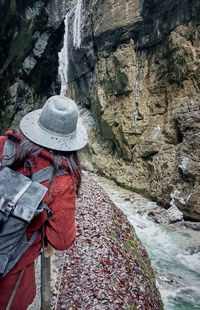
xmin=0 ymin=95 xmax=87 ymax=310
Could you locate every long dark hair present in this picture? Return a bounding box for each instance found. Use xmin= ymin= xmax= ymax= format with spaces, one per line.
xmin=5 ymin=130 xmax=82 ymax=195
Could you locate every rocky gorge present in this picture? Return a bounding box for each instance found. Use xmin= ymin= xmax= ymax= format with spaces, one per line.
xmin=1 ymin=0 xmax=200 ymax=308
xmin=1 ymin=0 xmax=200 ymax=221
xmin=0 ymin=1 xmax=164 ymax=308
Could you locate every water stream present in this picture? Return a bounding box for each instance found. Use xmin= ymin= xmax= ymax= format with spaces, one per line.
xmin=93 ymin=174 xmax=200 ymax=310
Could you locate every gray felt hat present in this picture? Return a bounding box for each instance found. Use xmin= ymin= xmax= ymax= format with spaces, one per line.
xmin=20 ymin=95 xmax=88 ymax=151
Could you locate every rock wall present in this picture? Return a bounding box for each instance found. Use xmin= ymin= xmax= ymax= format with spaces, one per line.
xmin=0 ymin=0 xmax=69 ymax=133
xmin=67 ymin=0 xmax=200 ymax=221
xmin=0 ymin=0 xmax=199 ymax=221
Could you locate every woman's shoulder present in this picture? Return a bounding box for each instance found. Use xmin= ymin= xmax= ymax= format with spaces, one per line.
xmin=53 ymin=172 xmax=76 ymax=196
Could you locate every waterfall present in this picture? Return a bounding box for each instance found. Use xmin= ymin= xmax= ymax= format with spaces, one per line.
xmin=73 ymin=0 xmax=83 ymax=49
xmin=58 ymin=0 xmax=83 ymax=95
xmin=58 ymin=13 xmax=69 ymax=96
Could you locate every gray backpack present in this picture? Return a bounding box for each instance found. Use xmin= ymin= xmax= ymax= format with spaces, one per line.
xmin=0 ymin=139 xmax=56 ymax=278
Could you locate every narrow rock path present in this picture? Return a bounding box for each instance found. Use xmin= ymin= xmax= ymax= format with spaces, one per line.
xmin=51 ymin=173 xmax=163 ymax=310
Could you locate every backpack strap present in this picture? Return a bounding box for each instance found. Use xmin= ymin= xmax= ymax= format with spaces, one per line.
xmin=31 ymin=166 xmax=68 ymax=183
xmin=2 ymin=138 xmax=68 ymax=182
xmin=6 ymin=267 xmax=25 ymax=310
xmin=1 ymin=138 xmax=15 ymax=166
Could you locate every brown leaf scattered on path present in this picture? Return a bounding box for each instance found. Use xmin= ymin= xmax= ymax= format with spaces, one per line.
xmin=51 ymin=173 xmax=163 ymax=310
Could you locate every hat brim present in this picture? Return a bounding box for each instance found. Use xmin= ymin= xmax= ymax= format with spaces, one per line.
xmin=20 ymin=110 xmax=88 ymax=151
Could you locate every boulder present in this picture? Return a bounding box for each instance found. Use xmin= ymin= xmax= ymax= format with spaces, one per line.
xmin=184 ymin=222 xmax=200 ymax=231
xmin=155 ymin=205 xmax=184 ymax=226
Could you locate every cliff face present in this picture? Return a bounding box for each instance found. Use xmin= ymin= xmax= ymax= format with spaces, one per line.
xmin=67 ymin=0 xmax=200 ymax=221
xmin=1 ymin=0 xmax=199 ymax=221
xmin=0 ymin=0 xmax=69 ymax=133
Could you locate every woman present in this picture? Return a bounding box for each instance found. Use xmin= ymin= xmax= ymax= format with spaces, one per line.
xmin=0 ymin=95 xmax=88 ymax=309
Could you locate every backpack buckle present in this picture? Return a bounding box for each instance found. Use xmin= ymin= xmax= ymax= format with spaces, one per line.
xmin=0 ymin=201 xmax=15 ymax=228
xmin=7 ymin=201 xmax=15 ymax=210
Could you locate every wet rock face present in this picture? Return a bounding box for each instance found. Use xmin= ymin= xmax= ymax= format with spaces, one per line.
xmin=0 ymin=0 xmax=68 ymax=133
xmin=67 ymin=0 xmax=200 ymax=220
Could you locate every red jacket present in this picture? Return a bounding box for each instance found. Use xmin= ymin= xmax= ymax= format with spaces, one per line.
xmin=0 ymin=131 xmax=77 ymax=310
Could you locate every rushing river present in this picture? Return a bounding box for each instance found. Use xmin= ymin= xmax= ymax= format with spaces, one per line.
xmin=93 ymin=174 xmax=200 ymax=310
